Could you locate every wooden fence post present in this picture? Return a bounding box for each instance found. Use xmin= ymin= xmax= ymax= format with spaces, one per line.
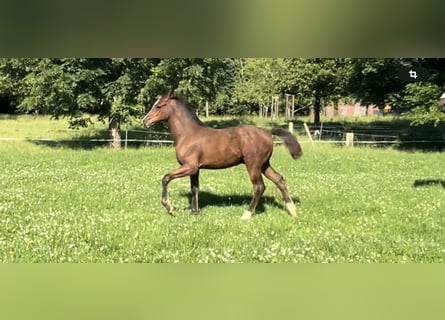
xmin=345 ymin=132 xmax=354 ymax=147
xmin=303 ymin=122 xmax=315 ymax=146
xmin=288 ymin=122 xmax=294 ymax=134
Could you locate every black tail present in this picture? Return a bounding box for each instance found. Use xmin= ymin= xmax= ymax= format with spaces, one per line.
xmin=271 ymin=127 xmax=303 ymax=159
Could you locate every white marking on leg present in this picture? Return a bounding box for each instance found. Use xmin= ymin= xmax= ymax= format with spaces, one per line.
xmin=241 ymin=210 xmax=253 ymax=220
xmin=285 ymin=201 xmax=297 ymax=217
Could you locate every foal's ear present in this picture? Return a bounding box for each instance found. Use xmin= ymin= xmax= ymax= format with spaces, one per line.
xmin=166 ymin=89 xmax=175 ymax=99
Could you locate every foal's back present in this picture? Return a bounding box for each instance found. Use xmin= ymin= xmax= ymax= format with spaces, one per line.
xmin=178 ymin=125 xmax=273 ymax=170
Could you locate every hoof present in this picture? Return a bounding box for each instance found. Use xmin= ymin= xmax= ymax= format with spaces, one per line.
xmin=168 ymin=210 xmax=176 ymax=217
xmin=241 ymin=210 xmax=253 ymax=220
xmin=162 ymin=199 xmax=175 ymax=216
xmin=285 ymin=202 xmax=297 ymax=217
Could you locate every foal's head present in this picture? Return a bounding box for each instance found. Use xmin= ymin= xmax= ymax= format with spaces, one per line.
xmin=142 ymin=90 xmax=175 ymax=128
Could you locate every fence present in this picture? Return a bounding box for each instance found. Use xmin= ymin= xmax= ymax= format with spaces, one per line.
xmin=1 ymin=124 xmax=444 ymax=149
xmin=0 ymin=129 xmax=173 ymax=149
xmin=295 ymin=121 xmax=445 ymax=149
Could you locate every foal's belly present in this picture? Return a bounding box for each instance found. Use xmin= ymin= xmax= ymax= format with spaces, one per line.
xmin=199 ymin=149 xmax=243 ymax=169
xmin=200 ymin=159 xmax=243 ymax=170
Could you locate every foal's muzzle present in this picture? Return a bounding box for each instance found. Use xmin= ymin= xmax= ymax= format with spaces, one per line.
xmin=142 ymin=115 xmax=153 ymax=128
xmin=143 ymin=120 xmax=151 ymax=128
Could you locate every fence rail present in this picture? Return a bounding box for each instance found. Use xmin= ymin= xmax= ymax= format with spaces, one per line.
xmin=1 ymin=137 xmax=444 ymax=146
xmin=1 ymin=126 xmax=444 ymax=148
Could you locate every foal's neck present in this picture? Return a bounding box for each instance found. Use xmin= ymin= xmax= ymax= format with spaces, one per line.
xmin=167 ymin=102 xmax=204 ymax=144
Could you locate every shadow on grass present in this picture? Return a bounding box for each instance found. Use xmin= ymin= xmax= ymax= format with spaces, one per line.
xmin=30 ymin=124 xmax=172 ymax=150
xmin=30 ymin=129 xmax=111 ymax=150
xmin=180 ymin=190 xmax=300 ymax=215
xmin=396 ymin=122 xmax=445 ymax=152
xmin=413 ymin=179 xmax=445 ymax=189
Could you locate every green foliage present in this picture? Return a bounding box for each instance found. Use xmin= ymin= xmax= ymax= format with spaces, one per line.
xmin=280 ymin=58 xmax=353 ymax=123
xmin=390 ymin=83 xmax=444 ymax=126
xmin=1 ymin=58 xmax=444 ymax=128
xmin=142 ymin=58 xmax=238 ymax=113
xmin=232 ymin=58 xmax=354 ymax=119
xmin=348 ymin=58 xmax=405 ymax=107
xmin=106 ymin=96 xmax=142 ymax=127
xmin=348 ymin=58 xmax=445 ymax=126
xmin=0 ymin=58 xmax=154 ymax=129
xmin=282 ymin=58 xmax=352 ymax=98
xmin=233 ymin=58 xmax=285 ymax=105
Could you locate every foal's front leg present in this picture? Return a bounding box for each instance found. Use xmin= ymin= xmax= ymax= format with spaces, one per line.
xmin=161 ymin=165 xmax=198 ymax=216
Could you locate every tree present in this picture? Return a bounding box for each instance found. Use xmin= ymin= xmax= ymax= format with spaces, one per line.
xmin=348 ymin=58 xmax=405 ymax=108
xmin=392 ymin=82 xmax=444 ymax=126
xmin=142 ymin=58 xmax=238 ymax=116
xmin=232 ymin=58 xmax=285 ymax=116
xmin=281 ymin=58 xmax=352 ymax=124
xmin=396 ymin=59 xmax=445 ymax=126
xmin=345 ymin=58 xmax=445 ymax=125
xmin=348 ymin=58 xmax=445 ymax=126
xmin=0 ymin=58 xmax=156 ymax=148
xmin=97 ymin=58 xmax=155 ymax=148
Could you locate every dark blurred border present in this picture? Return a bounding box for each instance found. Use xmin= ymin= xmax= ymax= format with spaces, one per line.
xmin=1 ymin=0 xmax=444 ymax=57
xmin=1 ymin=264 xmax=444 ymax=320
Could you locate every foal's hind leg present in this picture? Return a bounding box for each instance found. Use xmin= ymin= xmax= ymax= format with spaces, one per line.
xmin=262 ymin=165 xmax=297 ymax=217
xmin=241 ymin=167 xmax=266 ymax=220
xmin=190 ymin=171 xmax=200 ymax=214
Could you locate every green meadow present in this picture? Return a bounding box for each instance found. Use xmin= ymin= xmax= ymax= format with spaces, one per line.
xmin=0 ymin=116 xmax=444 ymax=262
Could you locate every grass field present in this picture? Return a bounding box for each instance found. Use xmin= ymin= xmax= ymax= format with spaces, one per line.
xmin=1 ymin=116 xmax=444 ymax=262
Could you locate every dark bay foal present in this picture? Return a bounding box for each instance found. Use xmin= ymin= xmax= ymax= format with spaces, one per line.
xmin=143 ymin=90 xmax=302 ymax=219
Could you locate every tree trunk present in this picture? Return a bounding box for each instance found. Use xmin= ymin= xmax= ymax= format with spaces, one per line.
xmin=205 ymin=100 xmax=209 ymax=117
xmin=109 ymin=117 xmax=121 ymax=149
xmin=314 ymin=95 xmax=321 ymax=125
